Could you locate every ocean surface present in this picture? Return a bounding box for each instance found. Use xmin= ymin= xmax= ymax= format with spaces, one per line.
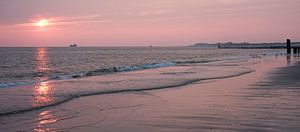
xmin=0 ymin=47 xmax=284 ymax=117
xmin=0 ymin=47 xmax=282 ymax=87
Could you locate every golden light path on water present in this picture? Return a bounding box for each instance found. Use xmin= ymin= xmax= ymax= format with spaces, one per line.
xmin=33 ymin=48 xmax=58 ymax=132
xmin=34 ymin=81 xmax=53 ymax=106
xmin=34 ymin=48 xmax=52 ymax=106
xmin=36 ymin=48 xmax=49 ymax=71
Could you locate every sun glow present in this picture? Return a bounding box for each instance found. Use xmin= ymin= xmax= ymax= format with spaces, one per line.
xmin=35 ymin=19 xmax=49 ymax=28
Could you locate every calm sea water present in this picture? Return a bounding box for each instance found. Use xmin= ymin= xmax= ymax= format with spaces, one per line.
xmin=0 ymin=46 xmax=276 ymax=88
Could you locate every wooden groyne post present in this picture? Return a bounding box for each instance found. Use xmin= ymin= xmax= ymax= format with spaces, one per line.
xmin=293 ymin=47 xmax=297 ymax=54
xmin=287 ymin=39 xmax=291 ymax=54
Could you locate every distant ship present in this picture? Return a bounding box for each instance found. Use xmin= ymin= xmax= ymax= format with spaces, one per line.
xmin=69 ymin=44 xmax=78 ymax=47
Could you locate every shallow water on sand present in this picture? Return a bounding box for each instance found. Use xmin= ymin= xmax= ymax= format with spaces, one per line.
xmin=0 ymin=61 xmax=253 ymax=116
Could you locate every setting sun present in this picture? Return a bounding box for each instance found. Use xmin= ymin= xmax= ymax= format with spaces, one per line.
xmin=35 ymin=19 xmax=49 ymax=28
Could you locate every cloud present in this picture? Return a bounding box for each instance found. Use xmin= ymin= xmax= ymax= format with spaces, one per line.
xmin=137 ymin=10 xmax=169 ymax=17
xmin=11 ymin=9 xmax=171 ymax=29
xmin=12 ymin=14 xmax=112 ymax=29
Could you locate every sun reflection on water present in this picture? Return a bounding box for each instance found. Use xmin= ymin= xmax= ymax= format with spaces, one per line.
xmin=34 ymin=48 xmax=57 ymax=131
xmin=33 ymin=81 xmax=54 ymax=106
xmin=34 ymin=110 xmax=58 ymax=132
xmin=36 ymin=47 xmax=49 ymax=72
xmin=34 ymin=47 xmax=54 ymax=106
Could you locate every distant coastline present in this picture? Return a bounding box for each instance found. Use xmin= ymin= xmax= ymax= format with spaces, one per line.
xmin=191 ymin=42 xmax=300 ymax=49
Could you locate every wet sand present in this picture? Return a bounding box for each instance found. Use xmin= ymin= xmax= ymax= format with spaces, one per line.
xmin=2 ymin=56 xmax=300 ymax=132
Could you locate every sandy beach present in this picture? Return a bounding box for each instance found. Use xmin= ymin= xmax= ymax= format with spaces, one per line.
xmin=1 ymin=55 xmax=300 ymax=132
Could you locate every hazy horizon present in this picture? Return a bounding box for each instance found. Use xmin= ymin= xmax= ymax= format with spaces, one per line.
xmin=1 ymin=40 xmax=300 ymax=48
xmin=0 ymin=0 xmax=300 ymax=47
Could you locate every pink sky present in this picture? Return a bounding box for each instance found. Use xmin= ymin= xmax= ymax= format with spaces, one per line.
xmin=0 ymin=0 xmax=299 ymax=47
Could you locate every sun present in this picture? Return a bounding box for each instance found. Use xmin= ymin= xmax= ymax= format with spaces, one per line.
xmin=35 ymin=19 xmax=49 ymax=28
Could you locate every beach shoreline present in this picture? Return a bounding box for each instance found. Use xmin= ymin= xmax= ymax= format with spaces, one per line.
xmin=2 ymin=55 xmax=300 ymax=131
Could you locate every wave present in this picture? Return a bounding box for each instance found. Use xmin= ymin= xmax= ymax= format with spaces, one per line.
xmin=0 ymin=61 xmax=215 ymax=89
xmin=0 ymin=81 xmax=36 ymax=88
xmin=0 ymin=67 xmax=253 ymax=117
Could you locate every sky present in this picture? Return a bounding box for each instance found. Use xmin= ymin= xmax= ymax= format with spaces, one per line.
xmin=0 ymin=0 xmax=299 ymax=47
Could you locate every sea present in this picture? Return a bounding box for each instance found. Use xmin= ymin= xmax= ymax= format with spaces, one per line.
xmin=0 ymin=46 xmax=284 ymax=117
